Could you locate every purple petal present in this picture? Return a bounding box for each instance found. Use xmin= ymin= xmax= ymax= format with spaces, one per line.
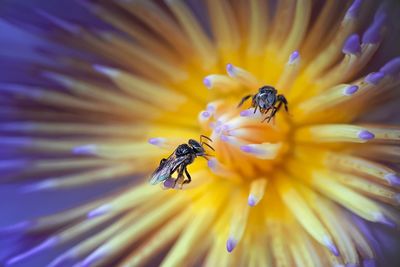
xmin=226 ymin=63 xmax=235 ymax=77
xmin=380 ymin=57 xmax=400 ymax=76
xmin=203 ymin=77 xmax=212 ymax=89
xmin=363 ymin=259 xmax=376 ymax=267
xmin=364 ymin=72 xmax=384 ymax=85
xmin=87 ymin=204 xmax=112 ymax=218
xmin=240 ymin=145 xmax=253 ymax=153
xmin=288 ymin=50 xmax=300 ymax=64
xmin=374 ymin=213 xmax=396 ymax=228
xmin=342 ymin=34 xmax=361 ymax=55
xmin=346 ymin=0 xmax=363 ymax=19
xmin=384 ymin=173 xmax=400 ymax=186
xmin=343 ymin=85 xmax=359 ymax=96
xmin=362 ymin=16 xmax=386 ymax=44
xmin=357 ymin=130 xmax=375 ymax=140
xmin=248 ymin=194 xmax=257 ymax=207
xmin=226 ymin=238 xmax=237 ymax=253
xmin=323 ymin=236 xmax=340 ymax=256
xmin=200 ymin=111 xmax=211 ymax=119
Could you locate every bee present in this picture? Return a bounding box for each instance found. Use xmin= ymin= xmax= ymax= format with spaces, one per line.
xmin=150 ymin=135 xmax=214 ymax=189
xmin=238 ymin=85 xmax=289 ymax=123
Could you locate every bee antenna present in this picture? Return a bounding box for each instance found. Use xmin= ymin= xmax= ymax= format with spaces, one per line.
xmin=200 ymin=135 xmax=213 ymax=142
xmin=202 ymin=142 xmax=215 ymax=151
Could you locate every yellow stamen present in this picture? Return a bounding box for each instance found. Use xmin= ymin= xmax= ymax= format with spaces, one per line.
xmin=295 ymin=124 xmax=375 ymax=143
xmin=325 ymin=152 xmax=399 ymax=186
xmin=247 ymin=0 xmax=268 ymax=54
xmin=203 ymin=74 xmax=241 ymax=92
xmin=86 ymin=3 xmax=179 ymax=63
xmin=280 ymin=0 xmax=311 ymax=61
xmin=93 ymin=66 xmax=188 ymax=110
xmin=23 ymin=164 xmax=138 ymax=191
xmin=118 ymin=208 xmax=192 ymax=267
xmin=226 ymin=193 xmax=250 ymax=253
xmin=77 ymin=195 xmax=186 ymax=267
xmin=117 ymin=0 xmax=193 ymax=56
xmin=48 ymin=206 xmax=151 ymax=267
xmin=226 ymin=63 xmax=260 ymax=89
xmin=160 ymin=209 xmax=215 ymax=267
xmin=342 ymin=218 xmax=375 ymax=259
xmin=267 ymin=221 xmax=292 ymax=267
xmin=300 ymin=1 xmax=341 ymax=60
xmin=298 ymin=185 xmax=360 ymax=264
xmin=310 ymin=170 xmax=389 ymax=223
xmin=206 ymin=0 xmax=240 ymax=63
xmin=276 ymin=176 xmax=337 ymax=253
xmin=331 ymin=171 xmax=398 ymax=205
xmin=248 ymin=178 xmax=268 ymax=206
xmin=165 ymin=0 xmax=217 ymax=70
xmin=276 ymin=52 xmax=301 ymax=92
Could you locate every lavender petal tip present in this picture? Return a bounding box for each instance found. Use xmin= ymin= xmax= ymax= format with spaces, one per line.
xmin=363 ymin=259 xmax=376 ymax=267
xmin=375 ymin=213 xmax=396 ymax=228
xmin=203 ymin=77 xmax=212 ymax=89
xmin=288 ymin=50 xmax=300 ymax=64
xmin=240 ymin=145 xmax=253 ymax=153
xmin=365 ymin=72 xmax=384 ymax=85
xmin=330 ymin=244 xmax=340 ymax=256
xmin=148 ymin=137 xmax=163 ymax=146
xmin=87 ymin=204 xmax=112 ymax=218
xmin=342 ymin=34 xmax=361 ymax=55
xmin=0 ymin=220 xmax=33 ymax=233
xmin=220 ymin=135 xmax=229 ymax=142
xmin=93 ymin=64 xmax=118 ymax=77
xmin=201 ymin=111 xmax=211 ymax=118
xmin=226 ymin=63 xmax=234 ymax=76
xmin=207 ymin=158 xmax=217 ymax=169
xmin=384 ymin=173 xmax=400 ymax=186
xmin=362 ymin=18 xmax=385 ymax=44
xmin=346 ymin=0 xmax=363 ymax=19
xmin=248 ymin=195 xmax=257 ymax=207
xmin=226 ymin=238 xmax=237 ymax=253
xmin=323 ymin=236 xmax=340 ymax=256
xmin=343 ymin=85 xmax=359 ymax=96
xmin=395 ymin=193 xmax=400 ymax=204
xmin=380 ymin=57 xmax=400 ymax=76
xmin=357 ymin=130 xmax=375 ymax=140
xmin=72 ymin=144 xmax=97 ymax=155
xmin=240 ymin=109 xmax=252 ymax=117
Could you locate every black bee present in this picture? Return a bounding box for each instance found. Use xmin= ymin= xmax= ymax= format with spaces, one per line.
xmin=150 ymin=135 xmax=214 ymax=189
xmin=238 ymin=86 xmax=289 ymax=123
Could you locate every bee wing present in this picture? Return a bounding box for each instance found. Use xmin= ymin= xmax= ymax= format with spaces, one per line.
xmin=149 ymin=154 xmax=186 ymax=185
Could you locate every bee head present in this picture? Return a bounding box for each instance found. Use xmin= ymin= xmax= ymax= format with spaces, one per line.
xmin=176 ymin=144 xmax=191 ymax=156
xmin=259 ymin=85 xmax=276 ymax=94
xmin=188 ymin=139 xmax=205 ymax=154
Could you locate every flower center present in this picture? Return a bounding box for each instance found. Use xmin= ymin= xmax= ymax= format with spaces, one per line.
xmin=199 ymin=98 xmax=292 ymax=182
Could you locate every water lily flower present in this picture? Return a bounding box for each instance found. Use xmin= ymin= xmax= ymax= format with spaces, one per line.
xmin=1 ymin=0 xmax=400 ymax=266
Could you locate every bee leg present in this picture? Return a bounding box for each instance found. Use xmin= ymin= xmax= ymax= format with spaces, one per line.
xmin=172 ymin=178 xmax=178 ymax=189
xmin=159 ymin=158 xmax=167 ymax=167
xmin=262 ymin=107 xmax=276 ymax=123
xmin=176 ymin=166 xmax=186 ymax=189
xmin=261 ymin=108 xmax=273 ymax=122
xmin=183 ymin=167 xmax=191 ymax=185
xmin=237 ymin=94 xmax=253 ymax=108
xmin=277 ymin=95 xmax=289 ymax=112
xmin=268 ymin=102 xmax=283 ymax=122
